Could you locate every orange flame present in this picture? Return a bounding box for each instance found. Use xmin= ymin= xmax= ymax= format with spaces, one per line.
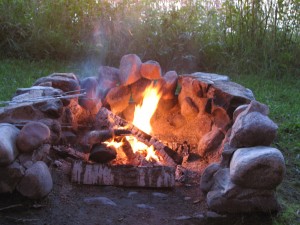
xmin=132 ymin=83 xmax=162 ymax=134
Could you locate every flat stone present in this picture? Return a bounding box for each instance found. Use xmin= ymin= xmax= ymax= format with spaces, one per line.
xmin=33 ymin=73 xmax=80 ymax=94
xmin=0 ymin=123 xmax=20 ymax=166
xmin=191 ymin=72 xmax=230 ymax=82
xmin=16 ymin=121 xmax=50 ymax=153
xmin=0 ymin=161 xmax=25 ymax=193
xmin=140 ymin=60 xmax=162 ymax=80
xmin=229 ymin=111 xmax=278 ymax=147
xmin=34 ymin=99 xmax=64 ymax=118
xmin=119 ymin=54 xmax=142 ymax=85
xmin=83 ymin=196 xmax=117 ymax=206
xmin=79 ymin=77 xmax=102 ymax=110
xmin=105 ymin=85 xmax=131 ymax=114
xmin=17 ymin=161 xmax=53 ymax=199
xmin=230 ymin=146 xmax=286 ymax=189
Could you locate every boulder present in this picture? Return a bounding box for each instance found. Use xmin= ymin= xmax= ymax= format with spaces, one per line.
xmin=191 ymin=72 xmax=230 ymax=82
xmin=17 ymin=161 xmax=53 ymax=199
xmin=0 ymin=161 xmax=25 ymax=193
xmin=79 ymin=76 xmax=102 ymax=110
xmin=206 ymin=168 xmax=280 ymax=213
xmin=105 ymin=85 xmax=131 ymax=114
xmin=33 ymin=73 xmax=80 ymax=94
xmin=119 ymin=54 xmax=142 ymax=85
xmin=197 ymin=126 xmax=225 ymax=157
xmin=232 ymin=104 xmax=248 ymax=122
xmin=200 ymin=163 xmax=221 ymax=193
xmin=0 ymin=123 xmax=20 ymax=166
xmin=34 ymin=98 xmax=64 ymax=118
xmin=16 ymin=121 xmax=51 ymax=153
xmin=229 ymin=111 xmax=278 ymax=147
xmin=140 ymin=60 xmax=162 ymax=80
xmin=38 ymin=119 xmax=61 ymax=144
xmin=161 ymin=71 xmax=178 ymax=100
xmin=230 ymin=146 xmax=285 ymax=189
xmin=97 ymin=66 xmax=120 ymax=99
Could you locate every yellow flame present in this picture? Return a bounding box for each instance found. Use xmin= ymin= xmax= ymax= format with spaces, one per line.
xmin=103 ymin=140 xmax=123 ymax=149
xmin=132 ymin=83 xmax=162 ymax=134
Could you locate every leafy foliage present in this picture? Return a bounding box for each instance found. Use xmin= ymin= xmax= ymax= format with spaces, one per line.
xmin=0 ymin=0 xmax=299 ymax=76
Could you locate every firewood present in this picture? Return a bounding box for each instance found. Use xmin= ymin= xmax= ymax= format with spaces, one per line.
xmin=95 ymin=107 xmax=182 ymax=166
xmin=71 ymin=161 xmax=175 ymax=188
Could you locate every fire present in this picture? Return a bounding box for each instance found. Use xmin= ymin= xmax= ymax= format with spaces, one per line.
xmin=103 ymin=83 xmax=162 ymax=163
xmin=132 ymin=82 xmax=162 ymax=134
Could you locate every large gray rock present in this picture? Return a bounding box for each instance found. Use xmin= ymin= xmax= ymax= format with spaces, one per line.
xmin=119 ymin=54 xmax=142 ymax=85
xmin=0 ymin=161 xmax=25 ymax=193
xmin=17 ymin=161 xmax=53 ymax=199
xmin=16 ymin=121 xmax=51 ymax=153
xmin=229 ymin=111 xmax=278 ymax=148
xmin=161 ymin=70 xmax=178 ymax=100
xmin=105 ymin=85 xmax=131 ymax=114
xmin=191 ymin=72 xmax=230 ymax=82
xmin=0 ymin=123 xmax=20 ymax=166
xmin=230 ymin=146 xmax=285 ymax=189
xmin=206 ymin=168 xmax=280 ymax=213
xmin=97 ymin=66 xmax=120 ymax=99
xmin=200 ymin=163 xmax=221 ymax=193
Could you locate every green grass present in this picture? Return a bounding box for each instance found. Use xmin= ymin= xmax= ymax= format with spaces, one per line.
xmin=0 ymin=59 xmax=299 ymax=224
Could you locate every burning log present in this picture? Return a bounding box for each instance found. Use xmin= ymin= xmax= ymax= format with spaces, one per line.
xmin=95 ymin=107 xmax=182 ymax=166
xmin=71 ymin=161 xmax=175 ymax=188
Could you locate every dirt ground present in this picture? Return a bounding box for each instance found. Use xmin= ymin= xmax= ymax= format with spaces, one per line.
xmin=0 ymin=162 xmax=276 ymax=225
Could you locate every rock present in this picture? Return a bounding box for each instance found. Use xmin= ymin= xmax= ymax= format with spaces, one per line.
xmin=33 ymin=73 xmax=80 ymax=94
xmin=197 ymin=127 xmax=225 ymax=157
xmin=0 ymin=123 xmax=20 ymax=166
xmin=119 ymin=54 xmax=142 ymax=85
xmin=200 ymin=163 xmax=221 ymax=193
xmin=97 ymin=66 xmax=120 ymax=99
xmin=0 ymin=161 xmax=25 ymax=193
xmin=122 ymin=103 xmax=136 ymax=122
xmin=230 ymin=146 xmax=286 ymax=189
xmin=38 ymin=119 xmax=61 ymax=144
xmin=232 ymin=104 xmax=248 ymax=122
xmin=219 ymin=143 xmax=236 ymax=168
xmin=17 ymin=153 xmax=33 ymax=168
xmin=32 ymin=144 xmax=51 ymax=164
xmin=34 ymin=99 xmax=64 ymax=118
xmin=89 ymin=144 xmax=117 ymax=163
xmin=161 ymin=70 xmax=178 ymax=100
xmin=17 ymin=161 xmax=53 ymax=199
xmin=206 ymin=168 xmax=280 ymax=213
xmin=191 ymin=72 xmax=230 ymax=82
xmin=180 ymin=97 xmax=199 ymax=119
xmin=16 ymin=121 xmax=50 ymax=153
xmin=140 ymin=60 xmax=162 ymax=80
xmin=168 ymin=113 xmax=186 ymax=128
xmin=84 ymin=196 xmax=117 ymax=206
xmin=136 ymin=204 xmax=155 ymax=209
xmin=12 ymin=86 xmax=66 ymax=105
xmin=229 ymin=111 xmax=278 ymax=147
xmin=105 ymin=85 xmax=131 ymax=114
xmin=59 ymin=131 xmax=77 ymax=145
xmin=152 ymin=192 xmax=168 ymax=198
xmin=79 ymin=77 xmax=102 ymax=110
xmin=212 ymin=107 xmax=231 ymax=131
xmin=130 ymin=78 xmax=152 ymax=104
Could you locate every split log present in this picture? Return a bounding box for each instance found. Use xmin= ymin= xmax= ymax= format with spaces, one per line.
xmin=71 ymin=161 xmax=175 ymax=188
xmin=52 ymin=146 xmax=89 ymax=161
xmin=95 ymin=107 xmax=182 ymax=166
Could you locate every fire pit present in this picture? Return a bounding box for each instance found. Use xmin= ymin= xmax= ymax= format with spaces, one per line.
xmin=0 ymin=54 xmax=285 ymax=213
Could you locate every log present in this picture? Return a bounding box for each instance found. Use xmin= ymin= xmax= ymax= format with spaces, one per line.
xmin=71 ymin=161 xmax=175 ymax=188
xmin=52 ymin=146 xmax=89 ymax=161
xmin=95 ymin=107 xmax=182 ymax=166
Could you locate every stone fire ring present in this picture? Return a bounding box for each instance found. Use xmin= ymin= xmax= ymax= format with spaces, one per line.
xmin=0 ymin=54 xmax=285 ymax=214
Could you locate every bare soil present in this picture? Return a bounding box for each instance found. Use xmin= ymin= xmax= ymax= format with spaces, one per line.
xmin=0 ymin=163 xmax=275 ymax=225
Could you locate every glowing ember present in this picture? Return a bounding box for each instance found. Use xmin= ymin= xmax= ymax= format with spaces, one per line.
xmin=132 ymin=82 xmax=162 ymax=134
xmin=103 ymin=140 xmax=123 ymax=149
